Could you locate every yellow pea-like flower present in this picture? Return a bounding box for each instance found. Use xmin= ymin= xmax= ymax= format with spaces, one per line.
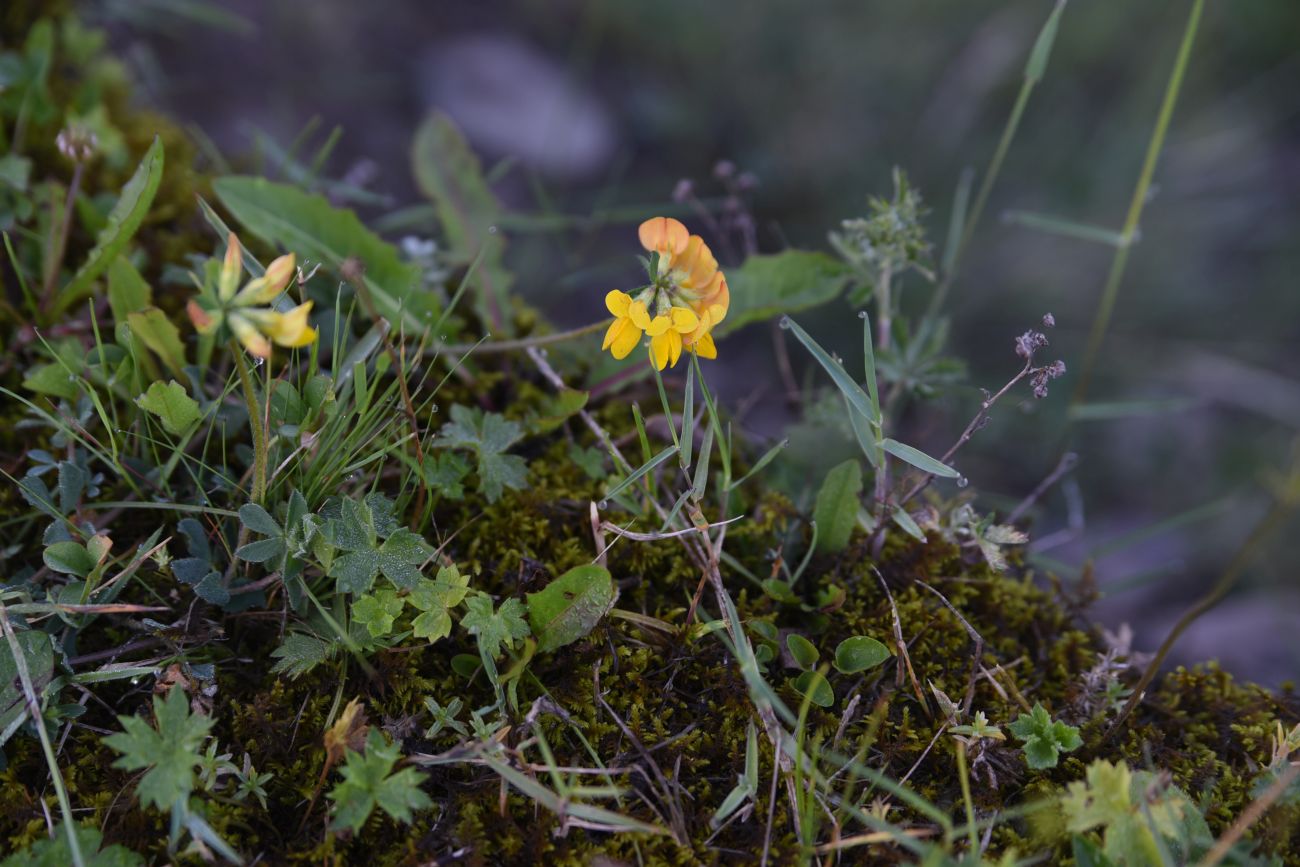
xmin=187 ymin=233 xmax=317 ymax=359
xmin=601 ymin=218 xmax=730 ymax=368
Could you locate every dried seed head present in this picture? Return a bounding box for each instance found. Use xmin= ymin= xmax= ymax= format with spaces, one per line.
xmin=672 ymin=178 xmax=694 ymax=203
xmin=56 ymin=126 xmax=97 ymax=163
xmin=1042 ymin=312 xmax=1056 ymax=328
xmin=1015 ymin=329 xmax=1050 ymax=360
xmin=712 ymin=159 xmax=736 ymax=180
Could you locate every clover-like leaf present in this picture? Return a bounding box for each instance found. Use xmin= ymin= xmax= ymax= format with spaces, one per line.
xmin=328 ymin=729 xmax=432 ymax=834
xmin=409 ymin=565 xmax=470 ymax=642
xmin=104 ymin=687 xmax=213 ymax=812
xmin=352 ymin=588 xmax=405 ymax=638
xmin=436 ymin=404 xmax=528 ymax=502
xmin=1009 ymin=703 xmax=1083 ymax=769
xmin=460 ymin=593 xmax=530 ymax=660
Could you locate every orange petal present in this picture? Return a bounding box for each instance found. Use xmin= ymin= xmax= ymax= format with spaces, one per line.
xmin=677 ymin=236 xmax=718 ymax=289
xmin=605 ymin=289 xmax=632 ymax=317
xmin=187 ymin=299 xmax=216 ymax=334
xmin=228 ymin=313 xmax=271 ymax=359
xmin=638 ymin=216 xmax=689 ymax=256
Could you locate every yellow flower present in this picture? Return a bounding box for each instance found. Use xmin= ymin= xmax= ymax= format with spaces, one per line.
xmin=187 ymin=233 xmax=317 ymax=358
xmin=601 ymin=217 xmax=730 ymax=369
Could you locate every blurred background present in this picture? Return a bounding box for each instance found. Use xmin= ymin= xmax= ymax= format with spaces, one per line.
xmin=97 ymin=0 xmax=1299 ymax=684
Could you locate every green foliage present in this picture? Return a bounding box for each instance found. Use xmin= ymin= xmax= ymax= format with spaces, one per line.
xmin=352 ymin=587 xmax=405 ymax=638
xmin=57 ymin=137 xmax=164 ymax=314
xmin=213 ymin=175 xmax=431 ymax=332
xmin=813 ymin=458 xmax=863 ymax=552
xmin=525 ymin=564 xmax=615 ymax=653
xmin=323 ymin=494 xmax=432 ymax=593
xmin=1008 ymin=703 xmax=1082 ymax=769
xmin=460 ymin=593 xmax=531 ymax=661
xmin=411 ymin=111 xmax=512 ymax=329
xmin=830 ymin=166 xmax=932 ymax=304
xmin=1063 ymin=759 xmax=1210 ymax=866
xmin=409 ymin=564 xmax=471 ymax=641
xmin=170 ymin=517 xmax=229 ymax=606
xmin=717 ymin=250 xmax=853 ymax=336
xmin=833 ymin=635 xmax=890 ymax=674
xmin=0 ymin=824 xmax=143 ymax=867
xmin=0 ymin=629 xmax=53 ymax=749
xmin=104 ymin=688 xmax=214 ymax=812
xmin=135 ymin=380 xmax=200 ymax=436
xmin=328 ymin=729 xmax=432 ymax=834
xmin=785 ymin=633 xmax=819 ymax=669
xmin=436 ymin=404 xmax=528 ymax=502
xmin=269 ymin=631 xmax=337 ymax=679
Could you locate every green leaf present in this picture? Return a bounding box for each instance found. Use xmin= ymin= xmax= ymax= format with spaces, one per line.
xmin=409 ymin=565 xmax=470 ymax=642
xmin=791 ymin=670 xmax=834 ymax=708
xmin=460 ymin=593 xmax=531 ymax=660
xmin=352 ymin=588 xmax=406 ymax=638
xmin=104 ymin=687 xmax=214 ymax=812
xmin=785 ymin=633 xmax=819 ymax=670
xmin=328 ymin=729 xmax=432 ymax=833
xmin=58 ymin=137 xmax=164 ymax=314
xmin=717 ymin=251 xmax=852 ymax=336
xmin=135 ymin=380 xmax=201 ymax=436
xmin=0 ymin=630 xmax=54 ymax=748
xmin=891 ymin=506 xmax=927 ymax=543
xmin=43 ymin=541 xmax=95 ymax=577
xmin=1009 ymin=703 xmax=1083 ymax=770
xmin=270 ymin=632 xmax=336 ymax=679
xmin=213 ymin=176 xmax=431 ymax=332
xmin=784 ymin=317 xmax=878 ymax=426
xmin=1025 ymin=0 xmax=1066 ymax=83
xmin=0 ymin=823 xmax=144 ymax=867
xmin=527 ymin=388 xmax=589 ymax=434
xmin=833 ymin=636 xmax=890 ymax=674
xmin=525 ymin=564 xmax=615 ymax=653
xmin=325 ymin=496 xmax=432 ymax=593
xmin=813 ymin=459 xmax=863 ymax=553
xmin=411 ymin=111 xmax=512 ymax=327
xmin=107 ymin=256 xmax=151 ymax=323
xmin=880 ymin=438 xmax=960 ymax=478
xmin=436 ymin=404 xmax=528 ymax=502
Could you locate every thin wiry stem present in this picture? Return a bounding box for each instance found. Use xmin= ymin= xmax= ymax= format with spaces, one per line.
xmin=1072 ymin=0 xmax=1205 ymax=407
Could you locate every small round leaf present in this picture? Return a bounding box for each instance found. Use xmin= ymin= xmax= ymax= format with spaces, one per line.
xmin=833 ymin=635 xmax=890 ymax=674
xmin=785 ymin=633 xmax=820 ymax=670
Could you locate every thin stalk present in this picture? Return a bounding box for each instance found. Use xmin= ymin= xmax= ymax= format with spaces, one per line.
xmin=1072 ymin=0 xmax=1204 ymax=408
xmin=432 ymin=320 xmax=604 ymax=356
xmin=927 ymin=0 xmax=1068 ymax=317
xmin=230 ymin=344 xmax=268 ymax=505
xmin=40 ymin=160 xmax=84 ymax=313
xmin=0 ymin=603 xmax=86 ymax=867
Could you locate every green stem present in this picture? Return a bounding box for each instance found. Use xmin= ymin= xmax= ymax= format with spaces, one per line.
xmin=927 ymin=0 xmax=1067 ymax=319
xmin=231 ymin=344 xmax=268 ymax=505
xmin=1071 ymin=0 xmax=1204 ymax=409
xmin=0 ymin=603 xmax=86 ymax=867
xmin=431 ymin=320 xmax=605 ymax=356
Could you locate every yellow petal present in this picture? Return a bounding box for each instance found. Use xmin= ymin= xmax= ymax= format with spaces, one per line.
xmin=691 ymin=332 xmax=717 ymax=360
xmin=228 ymin=312 xmax=271 ymax=359
xmin=605 ymin=289 xmax=631 ymax=317
xmin=219 ymin=233 xmax=242 ymax=302
xmin=269 ymin=301 xmax=317 ymax=347
xmin=603 ymin=316 xmax=635 ymax=351
xmin=649 ymin=330 xmax=675 ymax=370
xmin=668 ymin=330 xmax=683 ymax=367
xmin=235 ymin=254 xmax=297 ymax=306
xmin=628 ymin=300 xmax=652 ymax=331
xmin=669 ymin=306 xmax=699 ymax=333
xmin=644 ymin=314 xmax=671 ymax=337
xmin=610 ymin=318 xmax=642 ymax=359
xmin=638 ymin=216 xmax=689 ymax=257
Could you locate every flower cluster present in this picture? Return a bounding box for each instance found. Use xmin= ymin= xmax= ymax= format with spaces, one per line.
xmin=187 ymin=234 xmax=317 ymax=358
xmin=602 ymin=217 xmax=730 ymax=370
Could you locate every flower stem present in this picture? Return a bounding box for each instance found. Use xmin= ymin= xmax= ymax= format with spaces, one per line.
xmin=231 ymin=343 xmax=268 ymax=505
xmin=430 ymin=320 xmax=605 ymax=356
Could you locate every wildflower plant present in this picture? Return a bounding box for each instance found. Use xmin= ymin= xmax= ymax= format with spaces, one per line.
xmin=602 ymin=216 xmax=730 ymax=369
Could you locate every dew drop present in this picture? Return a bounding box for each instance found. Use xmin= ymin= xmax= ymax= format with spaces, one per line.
xmin=597 ymin=499 xmax=609 ymax=510
xmin=956 ymin=476 xmax=969 ymax=489
xmin=439 ymin=335 xmax=448 ymax=341
xmin=858 ymin=311 xmax=868 ymax=320
xmin=430 ymin=404 xmax=439 ymax=413
xmin=778 ymin=316 xmax=791 ymax=330
xmin=487 ymin=225 xmax=498 ymax=235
